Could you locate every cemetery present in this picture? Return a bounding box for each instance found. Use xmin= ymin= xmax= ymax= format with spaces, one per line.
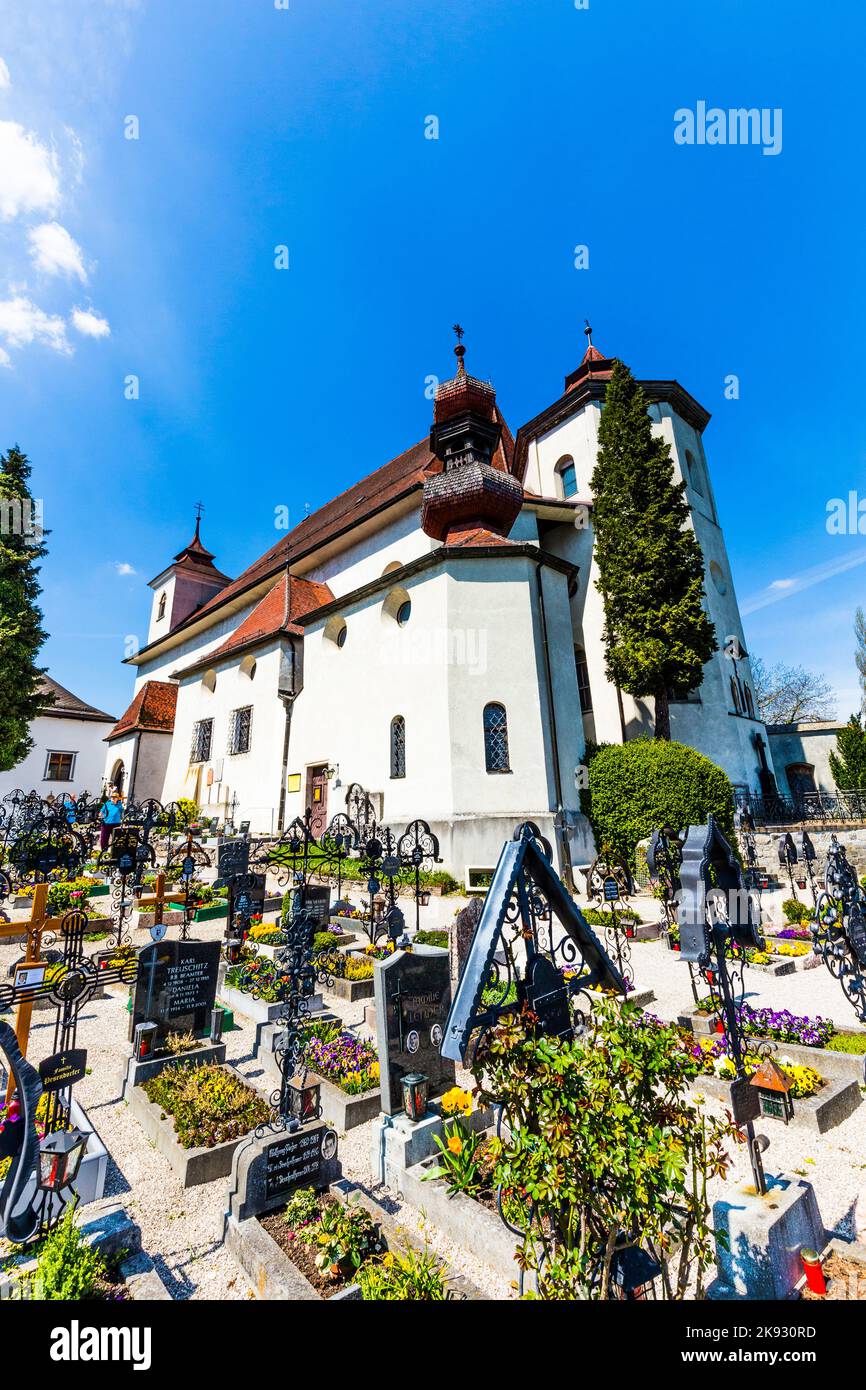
xmin=1 ymin=782 xmax=866 ymax=1309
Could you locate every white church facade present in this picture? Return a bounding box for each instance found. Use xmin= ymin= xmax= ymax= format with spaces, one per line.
xmin=105 ymin=335 xmax=773 ymax=879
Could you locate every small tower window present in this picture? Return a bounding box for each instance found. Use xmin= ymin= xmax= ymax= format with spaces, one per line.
xmin=574 ymin=647 xmax=593 ymax=714
xmin=730 ymin=676 xmax=742 ymax=714
xmin=555 ymin=456 xmax=578 ymax=500
xmin=157 ymin=592 xmax=167 ymax=621
xmin=483 ymin=702 xmax=511 ymax=773
xmin=744 ymin=684 xmax=755 ymax=719
xmin=685 ymin=450 xmax=704 ymax=497
xmin=390 ymin=715 xmax=406 ymax=779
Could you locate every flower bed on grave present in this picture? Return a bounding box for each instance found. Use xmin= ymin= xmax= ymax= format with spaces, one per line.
xmin=299 ymin=1022 xmax=379 ymax=1095
xmin=314 ymin=950 xmax=374 ymax=982
xmin=225 ymin=950 xmax=294 ymax=1003
xmin=142 ymin=1062 xmax=270 ymax=1149
xmin=689 ymin=1035 xmax=823 ymax=1098
xmin=257 ymin=1187 xmax=384 ymax=1298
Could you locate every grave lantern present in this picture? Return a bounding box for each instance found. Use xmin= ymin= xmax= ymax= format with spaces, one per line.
xmin=225 ymin=935 xmax=243 ymax=965
xmin=38 ymin=1127 xmax=89 ymax=1193
xmin=134 ymin=1021 xmax=158 ymax=1062
xmin=286 ymin=1078 xmax=321 ymax=1125
xmin=401 ymin=1072 xmax=429 ymax=1122
xmin=610 ymin=1244 xmax=662 ymax=1301
xmin=418 ymin=889 xmax=431 ymax=908
xmin=749 ymin=1057 xmax=794 ymax=1123
xmin=210 ymin=1006 xmax=225 ymax=1044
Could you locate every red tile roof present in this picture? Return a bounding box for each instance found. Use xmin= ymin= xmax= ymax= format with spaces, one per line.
xmin=443 ymin=525 xmax=521 ymax=549
xmin=172 ymin=573 xmax=335 ymax=675
xmin=136 ymin=413 xmax=515 ymax=658
xmin=106 ymin=681 xmax=178 ymax=741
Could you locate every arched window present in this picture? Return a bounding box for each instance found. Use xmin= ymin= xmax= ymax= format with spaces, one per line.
xmin=555 ymin=456 xmax=578 ymax=500
xmin=730 ymin=675 xmax=742 ymax=714
xmin=157 ymin=592 xmax=167 ymax=621
xmin=483 ymin=702 xmax=510 ymax=773
xmin=574 ymin=646 xmax=593 ymax=714
xmin=390 ymin=716 xmax=406 ymax=779
xmin=743 ymin=684 xmax=755 ymax=719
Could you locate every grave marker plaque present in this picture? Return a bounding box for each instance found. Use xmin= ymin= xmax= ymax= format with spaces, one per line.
xmin=374 ymin=947 xmax=455 ymax=1113
xmin=130 ymin=939 xmax=221 ymax=1043
xmin=300 ymin=884 xmax=331 ymax=928
xmin=228 ymin=1122 xmax=341 ymax=1221
xmin=264 ymin=1125 xmax=337 ymax=1199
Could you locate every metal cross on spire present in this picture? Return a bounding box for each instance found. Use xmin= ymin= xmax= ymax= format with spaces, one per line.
xmin=452 ymin=323 xmax=466 ymax=375
xmin=194 ymin=501 xmax=205 ymax=521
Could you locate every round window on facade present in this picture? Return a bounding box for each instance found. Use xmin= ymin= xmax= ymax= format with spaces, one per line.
xmin=396 ymin=599 xmax=411 ymax=627
xmin=324 ymin=615 xmax=348 ymax=648
xmin=709 ymin=560 xmax=727 ymax=596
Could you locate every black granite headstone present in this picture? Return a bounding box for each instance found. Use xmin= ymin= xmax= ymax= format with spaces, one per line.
xmin=130 ymin=939 xmax=221 ymax=1042
xmin=374 ymin=947 xmax=455 ymax=1113
xmin=215 ymin=837 xmax=250 ymax=889
xmin=300 ymin=884 xmax=331 ymax=927
xmin=264 ymin=1125 xmax=338 ymax=1199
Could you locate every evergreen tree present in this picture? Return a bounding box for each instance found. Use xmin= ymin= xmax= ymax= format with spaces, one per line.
xmin=0 ymin=446 xmax=50 ymax=770
xmin=590 ymin=361 xmax=717 ymax=740
xmin=854 ymin=607 xmax=866 ymax=715
xmin=829 ymin=714 xmax=866 ymax=790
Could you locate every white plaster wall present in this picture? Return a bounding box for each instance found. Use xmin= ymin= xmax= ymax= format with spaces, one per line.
xmin=103 ymin=733 xmax=138 ymax=796
xmin=768 ymin=726 xmax=845 ymax=795
xmin=132 ymin=595 xmax=264 ymax=691
xmin=159 ymin=640 xmax=290 ymax=832
xmin=532 ymin=396 xmax=768 ymax=791
xmin=0 ymin=714 xmax=113 ymax=798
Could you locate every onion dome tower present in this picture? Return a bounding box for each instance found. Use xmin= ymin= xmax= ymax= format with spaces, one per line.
xmin=421 ymin=326 xmax=523 ymax=543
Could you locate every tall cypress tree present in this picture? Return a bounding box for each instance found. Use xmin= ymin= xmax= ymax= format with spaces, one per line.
xmin=0 ymin=445 xmax=50 ymax=770
xmin=590 ymin=361 xmax=717 ymax=740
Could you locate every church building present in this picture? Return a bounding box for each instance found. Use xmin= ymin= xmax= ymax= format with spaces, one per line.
xmin=105 ymin=332 xmax=770 ymax=881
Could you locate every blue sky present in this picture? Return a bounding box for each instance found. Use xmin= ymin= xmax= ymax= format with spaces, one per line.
xmin=1 ymin=0 xmax=864 ymax=720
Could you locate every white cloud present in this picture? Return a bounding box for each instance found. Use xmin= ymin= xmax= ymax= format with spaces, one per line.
xmin=70 ymin=306 xmax=109 ymax=337
xmin=29 ymin=220 xmax=87 ymax=281
xmin=0 ymin=294 xmax=69 ymax=353
xmin=0 ymin=120 xmax=60 ymax=220
xmin=0 ymin=58 xmax=10 ymax=91
xmin=114 ymin=561 xmax=136 ymax=577
xmin=0 ymin=345 xmax=11 ymax=369
xmin=742 ymin=550 xmax=866 ymax=615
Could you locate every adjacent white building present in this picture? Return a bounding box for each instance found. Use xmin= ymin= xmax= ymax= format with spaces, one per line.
xmin=106 ymin=336 xmax=774 ymax=878
xmin=0 ymin=675 xmax=115 ymax=800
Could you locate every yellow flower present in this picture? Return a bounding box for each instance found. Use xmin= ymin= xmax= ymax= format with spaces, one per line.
xmin=447 ymin=1135 xmax=463 ymax=1156
xmin=383 ymin=1253 xmax=395 ymax=1268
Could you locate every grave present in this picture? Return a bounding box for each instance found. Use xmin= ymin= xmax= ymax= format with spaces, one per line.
xmin=129 ymin=938 xmax=221 ymax=1045
xmin=226 ymin=1123 xmax=341 ymax=1224
xmin=374 ymin=946 xmax=455 ymax=1114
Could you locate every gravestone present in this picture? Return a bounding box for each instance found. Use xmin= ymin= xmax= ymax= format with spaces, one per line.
xmin=215 ymin=837 xmax=250 ymax=888
xmin=300 ymin=884 xmax=331 ymax=928
xmin=374 ymin=947 xmax=455 ymax=1114
xmin=451 ymin=897 xmax=481 ymax=987
xmin=227 ymin=1122 xmax=341 ymax=1222
xmin=130 ymin=939 xmax=221 ymax=1044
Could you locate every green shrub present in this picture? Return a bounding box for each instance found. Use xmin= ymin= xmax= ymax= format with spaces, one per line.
xmin=20 ymin=1202 xmax=105 ymax=1300
xmin=313 ymin=930 xmax=340 ymax=953
xmin=781 ymin=898 xmax=812 ymax=924
xmin=413 ymin=930 xmax=448 ymax=948
xmin=582 ymin=906 xmax=639 ymax=927
xmin=580 ymin=738 xmax=735 ymax=867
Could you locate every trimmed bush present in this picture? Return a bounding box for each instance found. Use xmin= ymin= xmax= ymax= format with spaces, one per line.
xmin=580 ymin=737 xmax=735 ymax=867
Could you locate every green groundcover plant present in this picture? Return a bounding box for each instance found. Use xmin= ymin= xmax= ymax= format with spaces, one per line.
xmin=472 ymin=999 xmax=739 ymax=1300
xmin=143 ymin=1062 xmax=270 ymax=1149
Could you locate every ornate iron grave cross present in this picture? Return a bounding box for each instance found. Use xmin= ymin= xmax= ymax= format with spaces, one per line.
xmin=442 ymin=821 xmax=624 ymax=1067
xmin=811 ymin=834 xmax=866 ymax=1023
xmin=675 ymin=816 xmax=771 ymax=1194
xmin=583 ymin=849 xmax=635 ymax=987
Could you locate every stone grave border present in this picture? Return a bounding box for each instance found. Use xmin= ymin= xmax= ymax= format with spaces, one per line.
xmin=127 ymin=1064 xmax=266 ymax=1188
